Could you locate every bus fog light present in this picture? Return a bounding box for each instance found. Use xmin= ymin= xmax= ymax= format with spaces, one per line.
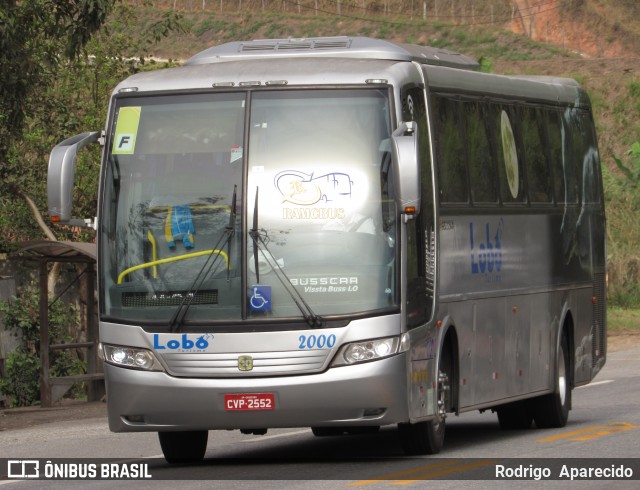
xmin=335 ymin=337 xmax=401 ymax=366
xmin=102 ymin=344 xmax=164 ymax=371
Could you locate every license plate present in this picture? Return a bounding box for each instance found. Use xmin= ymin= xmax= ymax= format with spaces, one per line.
xmin=224 ymin=393 xmax=275 ymax=411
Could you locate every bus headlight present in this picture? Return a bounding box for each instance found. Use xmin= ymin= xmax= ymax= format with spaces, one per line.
xmin=331 ymin=335 xmax=409 ymax=366
xmin=100 ymin=343 xmax=164 ymax=371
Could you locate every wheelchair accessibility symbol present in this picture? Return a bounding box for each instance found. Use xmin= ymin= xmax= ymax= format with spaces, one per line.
xmin=249 ymin=285 xmax=271 ymax=312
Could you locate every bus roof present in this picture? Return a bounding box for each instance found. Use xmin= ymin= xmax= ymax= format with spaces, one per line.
xmin=113 ymin=37 xmax=589 ymax=109
xmin=425 ymin=65 xmax=590 ymax=108
xmin=185 ymin=36 xmax=481 ymax=71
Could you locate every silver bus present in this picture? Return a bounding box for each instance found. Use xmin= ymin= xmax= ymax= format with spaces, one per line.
xmin=48 ymin=37 xmax=606 ymax=462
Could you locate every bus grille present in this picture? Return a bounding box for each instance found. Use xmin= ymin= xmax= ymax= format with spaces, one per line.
xmin=122 ymin=290 xmax=218 ymax=307
xmin=159 ymin=349 xmax=330 ymax=378
xmin=592 ymin=272 xmax=606 ymax=367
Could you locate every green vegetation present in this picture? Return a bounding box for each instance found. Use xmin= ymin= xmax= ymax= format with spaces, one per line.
xmin=605 ymin=79 xmax=640 ymax=307
xmin=1 ymin=0 xmax=640 ymax=311
xmin=608 ymin=307 xmax=640 ymax=334
xmin=0 ymin=1 xmax=183 ymax=250
xmin=0 ymin=0 xmax=116 ymax=247
xmin=0 ymin=283 xmax=84 ymax=407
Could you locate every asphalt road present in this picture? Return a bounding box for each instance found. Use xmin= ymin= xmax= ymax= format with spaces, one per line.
xmin=1 ymin=348 xmax=639 ymax=489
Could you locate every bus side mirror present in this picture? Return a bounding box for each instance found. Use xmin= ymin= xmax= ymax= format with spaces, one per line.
xmin=391 ymin=121 xmax=421 ymax=217
xmin=47 ymin=131 xmax=100 ymax=224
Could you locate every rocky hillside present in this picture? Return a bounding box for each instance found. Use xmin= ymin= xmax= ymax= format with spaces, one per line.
xmin=510 ymin=0 xmax=640 ymax=58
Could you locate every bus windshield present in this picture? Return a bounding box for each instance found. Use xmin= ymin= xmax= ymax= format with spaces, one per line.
xmin=100 ymin=88 xmax=398 ymax=327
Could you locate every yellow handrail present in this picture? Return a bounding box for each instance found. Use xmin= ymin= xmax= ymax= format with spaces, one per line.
xmin=146 ymin=204 xmax=231 ymax=214
xmin=147 ymin=230 xmax=158 ymax=279
xmin=117 ymin=249 xmax=230 ymax=285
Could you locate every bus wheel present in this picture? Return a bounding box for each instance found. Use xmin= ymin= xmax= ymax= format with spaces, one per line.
xmin=496 ymin=400 xmax=533 ymax=430
xmin=346 ymin=426 xmax=380 ymax=435
xmin=532 ymin=333 xmax=571 ymax=428
xmin=311 ymin=427 xmax=344 ymax=437
xmin=398 ymin=369 xmax=448 ymax=455
xmin=158 ymin=430 xmax=208 ymax=464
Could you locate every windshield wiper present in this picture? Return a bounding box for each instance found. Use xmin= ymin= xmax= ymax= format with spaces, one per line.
xmin=249 ymin=186 xmax=261 ymax=284
xmin=250 ymin=187 xmax=323 ymax=328
xmin=169 ymin=186 xmax=237 ymax=333
xmin=226 ymin=185 xmax=238 ymax=282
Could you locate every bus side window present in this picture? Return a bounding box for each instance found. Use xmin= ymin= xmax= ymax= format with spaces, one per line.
xmin=573 ymin=111 xmax=600 ymax=204
xmin=559 ymin=110 xmax=580 ymax=204
xmin=546 ymin=110 xmax=567 ymax=204
xmin=493 ymin=104 xmax=526 ymax=204
xmin=521 ymin=106 xmax=552 ymax=203
xmin=464 ymin=100 xmax=498 ymax=205
xmin=433 ymin=95 xmax=469 ymax=204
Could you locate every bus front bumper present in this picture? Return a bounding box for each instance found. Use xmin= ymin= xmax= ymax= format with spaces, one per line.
xmin=105 ymin=353 xmax=409 ymax=432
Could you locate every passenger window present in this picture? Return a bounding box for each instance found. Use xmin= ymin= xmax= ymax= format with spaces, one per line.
xmin=521 ymin=107 xmax=551 ymax=203
xmin=464 ymin=101 xmax=497 ymax=204
xmin=572 ymin=111 xmax=600 ymax=204
xmin=546 ymin=110 xmax=566 ymax=204
xmin=562 ymin=109 xmax=582 ymax=204
xmin=493 ymin=105 xmax=525 ymax=204
xmin=433 ymin=96 xmax=469 ymax=203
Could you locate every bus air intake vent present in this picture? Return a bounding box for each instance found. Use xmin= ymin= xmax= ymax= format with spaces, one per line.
xmin=239 ymin=38 xmax=352 ymax=52
xmin=122 ymin=290 xmax=218 ymax=307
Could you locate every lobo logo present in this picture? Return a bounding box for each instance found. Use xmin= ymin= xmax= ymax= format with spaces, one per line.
xmin=469 ymin=219 xmax=503 ymax=275
xmin=153 ymin=334 xmax=211 ymax=351
xmin=275 ymin=170 xmax=354 ymax=205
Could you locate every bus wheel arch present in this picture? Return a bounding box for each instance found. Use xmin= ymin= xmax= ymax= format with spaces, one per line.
xmin=398 ymin=326 xmax=457 ymax=455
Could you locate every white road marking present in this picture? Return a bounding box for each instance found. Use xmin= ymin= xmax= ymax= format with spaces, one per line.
xmin=576 ymin=379 xmax=614 ymax=389
xmin=240 ymin=429 xmax=310 ymax=443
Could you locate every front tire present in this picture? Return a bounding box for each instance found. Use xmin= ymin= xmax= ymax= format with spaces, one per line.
xmin=158 ymin=430 xmax=208 ymax=464
xmin=399 ymin=353 xmax=450 ymax=455
xmin=311 ymin=426 xmax=380 ymax=437
xmin=311 ymin=427 xmax=343 ymax=437
xmin=398 ymin=417 xmax=445 ymax=455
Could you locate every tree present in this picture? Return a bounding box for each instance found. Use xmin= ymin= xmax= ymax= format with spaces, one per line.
xmin=613 ymin=142 xmax=640 ymax=188
xmin=0 ymin=0 xmax=115 ymax=248
xmin=0 ymin=1 xmax=183 ymax=252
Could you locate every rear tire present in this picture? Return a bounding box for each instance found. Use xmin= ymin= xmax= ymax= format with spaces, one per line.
xmin=496 ymin=400 xmax=533 ymax=430
xmin=158 ymin=430 xmax=208 ymax=464
xmin=532 ymin=333 xmax=571 ymax=428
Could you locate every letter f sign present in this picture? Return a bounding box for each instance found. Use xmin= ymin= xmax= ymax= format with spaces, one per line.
xmin=113 ymin=133 xmax=135 ymax=154
xmin=118 ymin=135 xmax=131 ymax=148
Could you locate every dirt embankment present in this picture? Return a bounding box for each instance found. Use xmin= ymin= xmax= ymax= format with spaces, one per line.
xmin=510 ymin=0 xmax=633 ymax=58
xmin=493 ymin=54 xmax=639 ymax=166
